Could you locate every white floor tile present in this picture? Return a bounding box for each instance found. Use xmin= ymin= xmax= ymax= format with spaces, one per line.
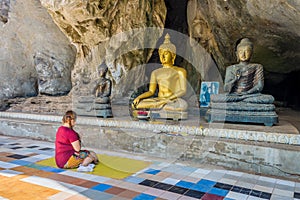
xmin=162 ymin=177 xmax=180 ymax=185
xmin=0 ymin=169 xmax=23 ymax=177
xmin=272 ymin=188 xmax=294 ymax=197
xmin=194 ymin=168 xmax=211 ymax=174
xmin=225 ymin=191 xmax=248 ymax=200
xmin=276 ymin=179 xmax=295 ymax=187
xmin=0 ymin=161 xmax=19 ymax=169
xmin=253 ymin=184 xmax=274 ymax=193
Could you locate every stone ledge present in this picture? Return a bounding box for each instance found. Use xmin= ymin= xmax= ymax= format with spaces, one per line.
xmin=0 ymin=111 xmax=299 ymax=146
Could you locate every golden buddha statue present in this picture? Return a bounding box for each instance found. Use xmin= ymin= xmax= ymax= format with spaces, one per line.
xmin=132 ymin=34 xmax=188 ymax=120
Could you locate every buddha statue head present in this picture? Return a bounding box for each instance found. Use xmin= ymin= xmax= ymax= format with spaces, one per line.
xmin=158 ymin=34 xmax=176 ymax=65
xmin=98 ymin=62 xmax=108 ymax=78
xmin=236 ymin=38 xmax=254 ymax=62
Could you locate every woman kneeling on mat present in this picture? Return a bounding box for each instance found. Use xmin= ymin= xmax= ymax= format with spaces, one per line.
xmin=55 ymin=110 xmax=98 ymax=171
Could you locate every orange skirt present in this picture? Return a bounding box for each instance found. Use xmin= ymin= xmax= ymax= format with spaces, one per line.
xmin=63 ymin=150 xmax=90 ymax=169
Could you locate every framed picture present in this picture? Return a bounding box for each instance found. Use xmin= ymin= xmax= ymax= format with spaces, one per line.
xmin=199 ymin=81 xmax=219 ymax=107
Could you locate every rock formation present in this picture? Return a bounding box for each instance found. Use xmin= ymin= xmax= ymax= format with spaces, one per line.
xmin=40 ymin=0 xmax=167 ymax=102
xmin=0 ymin=0 xmax=76 ymax=99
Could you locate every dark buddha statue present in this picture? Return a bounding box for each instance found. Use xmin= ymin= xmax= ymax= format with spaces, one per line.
xmin=92 ymin=63 xmax=113 ymax=118
xmin=211 ymin=38 xmax=274 ymax=104
xmin=93 ymin=63 xmax=112 ymax=104
xmin=205 ymin=38 xmax=278 ymax=126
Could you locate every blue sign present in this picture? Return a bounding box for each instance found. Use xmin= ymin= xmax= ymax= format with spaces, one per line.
xmin=200 ymin=81 xmax=219 ymax=107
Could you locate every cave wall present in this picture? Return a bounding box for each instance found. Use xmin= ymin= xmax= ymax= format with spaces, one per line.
xmin=0 ymin=0 xmax=76 ymax=99
xmin=0 ymin=0 xmax=299 ymax=108
xmin=40 ymin=0 xmax=168 ymax=102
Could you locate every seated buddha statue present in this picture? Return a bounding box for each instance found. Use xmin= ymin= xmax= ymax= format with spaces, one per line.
xmin=211 ymin=38 xmax=274 ymax=104
xmin=93 ymin=63 xmax=112 ymax=104
xmin=131 ymin=34 xmax=188 ymax=120
xmin=206 ymin=38 xmax=278 ymax=126
xmin=92 ymin=63 xmax=113 ymax=118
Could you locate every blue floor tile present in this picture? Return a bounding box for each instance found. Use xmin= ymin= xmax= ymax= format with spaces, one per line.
xmin=197 ymin=179 xmax=216 ymax=188
xmin=10 ymin=160 xmax=32 ymax=166
xmin=191 ymin=184 xmax=211 ymax=193
xmin=133 ymin=193 xmax=157 ymax=200
xmin=176 ymin=180 xmax=195 ymax=189
xmin=40 ymin=166 xmax=65 ymax=173
xmin=144 ymin=168 xmax=161 ymax=175
xmin=209 ymin=187 xmax=229 ymax=197
xmin=91 ymin=183 xmax=112 ymax=192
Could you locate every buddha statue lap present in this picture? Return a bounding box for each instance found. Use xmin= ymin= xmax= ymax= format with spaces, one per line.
xmin=205 ymin=38 xmax=278 ymax=126
xmin=131 ymin=34 xmax=188 ymax=120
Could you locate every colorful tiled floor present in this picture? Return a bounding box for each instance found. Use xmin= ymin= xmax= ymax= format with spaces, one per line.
xmin=0 ymin=135 xmax=300 ymax=200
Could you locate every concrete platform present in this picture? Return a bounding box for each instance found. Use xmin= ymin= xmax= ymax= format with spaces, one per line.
xmin=0 ymin=105 xmax=299 ymax=181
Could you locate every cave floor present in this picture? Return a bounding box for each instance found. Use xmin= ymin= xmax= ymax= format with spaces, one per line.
xmin=1 ymin=134 xmax=300 ymax=200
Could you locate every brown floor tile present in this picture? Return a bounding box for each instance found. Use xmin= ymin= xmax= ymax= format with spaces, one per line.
xmin=77 ymin=180 xmax=100 ymax=188
xmin=181 ymin=176 xmax=200 ymax=183
xmin=11 ymin=166 xmax=54 ymax=178
xmin=151 ymin=175 xmax=166 ymax=182
xmin=0 ymin=156 xmax=15 ymax=162
xmin=157 ymin=171 xmax=172 ymax=178
xmin=105 ymin=186 xmax=126 ymax=195
xmin=48 ymin=173 xmax=86 ymax=185
xmin=109 ymin=196 xmax=131 ymax=200
xmin=137 ymin=173 xmax=154 ymax=179
xmin=118 ymin=189 xmax=140 ymax=199
xmin=0 ymin=152 xmax=12 ymax=157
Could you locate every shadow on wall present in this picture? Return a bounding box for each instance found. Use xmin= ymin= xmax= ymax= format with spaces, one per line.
xmin=265 ymin=71 xmax=300 ymax=110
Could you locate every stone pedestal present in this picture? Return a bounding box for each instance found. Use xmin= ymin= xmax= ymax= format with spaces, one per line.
xmin=93 ymin=102 xmax=113 ymax=118
xmin=205 ymin=102 xmax=278 ymax=126
xmin=74 ymin=96 xmax=113 ymax=118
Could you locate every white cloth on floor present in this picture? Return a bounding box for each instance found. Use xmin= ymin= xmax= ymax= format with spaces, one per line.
xmin=77 ymin=163 xmax=95 ymax=172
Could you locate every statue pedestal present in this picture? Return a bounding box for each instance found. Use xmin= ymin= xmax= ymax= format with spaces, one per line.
xmin=205 ymin=102 xmax=278 ymax=126
xmin=94 ymin=102 xmax=113 ymax=118
xmin=132 ymin=110 xmax=187 ymax=121
xmin=74 ymin=96 xmax=113 ymax=118
xmin=150 ymin=110 xmax=187 ymax=121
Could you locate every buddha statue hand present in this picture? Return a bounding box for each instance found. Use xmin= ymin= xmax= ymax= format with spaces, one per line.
xmin=236 ymin=70 xmax=241 ymax=80
xmin=132 ymin=98 xmax=140 ymax=109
